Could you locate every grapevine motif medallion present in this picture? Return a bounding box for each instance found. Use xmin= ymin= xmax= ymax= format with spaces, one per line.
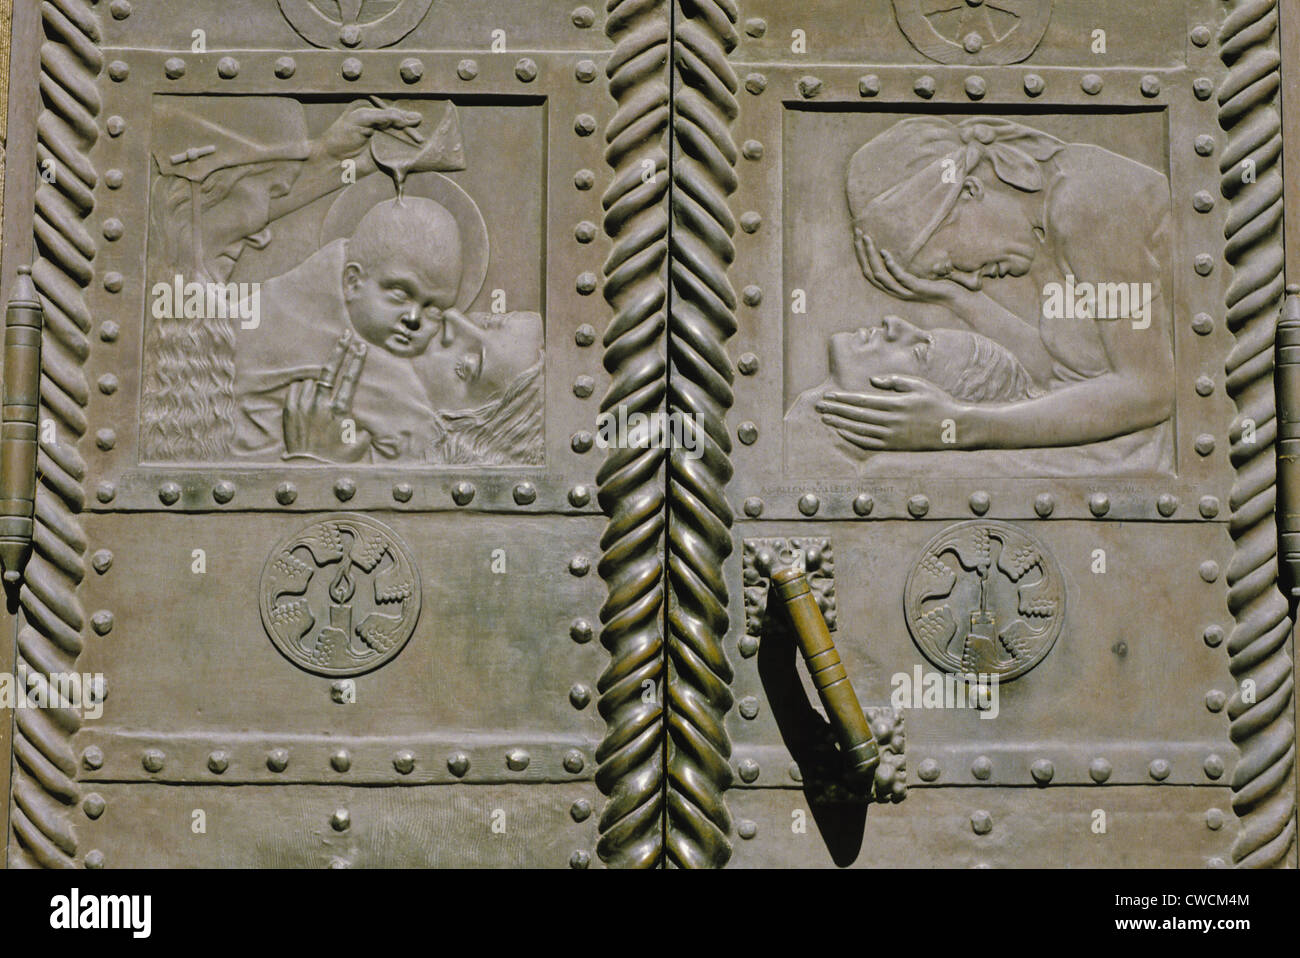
xmin=904 ymin=521 xmax=1064 ymax=681
xmin=260 ymin=514 xmax=422 ymax=676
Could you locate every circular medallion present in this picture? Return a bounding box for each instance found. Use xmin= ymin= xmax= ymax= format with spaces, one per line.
xmin=260 ymin=514 xmax=421 ymax=677
xmin=904 ymin=521 xmax=1064 ymax=681
xmin=278 ymin=0 xmax=435 ymax=49
xmin=891 ymin=0 xmax=1053 ymax=66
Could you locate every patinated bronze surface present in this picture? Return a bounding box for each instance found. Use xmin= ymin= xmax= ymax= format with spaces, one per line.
xmin=0 ymin=0 xmax=1295 ymax=869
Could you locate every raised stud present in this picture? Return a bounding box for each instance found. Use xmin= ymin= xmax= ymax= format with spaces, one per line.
xmin=457 ymin=59 xmax=479 ymax=81
xmin=738 ymin=422 xmax=758 ymax=445
xmin=399 ymin=58 xmax=423 ymax=83
xmin=1149 ymin=758 xmax=1171 ymax=781
xmin=971 ymin=756 xmax=992 ymax=780
xmin=452 ymin=482 xmax=475 ymax=506
xmin=275 ymin=482 xmax=298 ymax=506
xmin=275 ymin=56 xmax=297 ymax=79
xmin=448 ymin=752 xmax=470 ymax=777
xmin=1023 ymin=73 xmax=1045 ymax=96
xmin=515 ymin=58 xmax=538 ymax=82
xmin=971 ymin=810 xmax=993 ymax=835
xmin=1089 ymin=757 xmax=1113 ymax=783
xmin=743 ymin=497 xmax=763 ymax=518
xmin=333 ymin=478 xmax=356 ymax=501
xmin=393 ymin=750 xmax=415 ymax=775
xmin=207 ymin=750 xmax=229 ymax=774
xmin=217 ymin=56 xmax=240 ymax=79
xmin=563 ymin=750 xmax=585 ymax=774
xmin=917 ymin=759 xmax=941 ymax=782
xmin=569 ymin=684 xmax=592 ymax=709
xmin=506 ymin=749 xmax=530 ymax=771
xmin=737 ymin=758 xmax=760 ymax=783
xmin=859 ymin=74 xmax=880 ymax=97
xmin=969 ymin=491 xmax=991 ymax=515
xmin=267 ymin=749 xmax=289 ymax=772
xmin=393 ymin=482 xmax=413 ymax=503
xmin=907 ymin=495 xmax=930 ymax=518
xmin=1030 ymin=759 xmax=1054 ymax=785
xmin=330 ymin=749 xmax=351 ymax=773
xmin=798 ymin=493 xmax=820 ymax=517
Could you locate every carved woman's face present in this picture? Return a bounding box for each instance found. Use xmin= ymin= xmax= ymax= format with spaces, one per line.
xmin=202 ymin=162 xmax=299 ymax=281
xmin=908 ymin=178 xmax=1039 ymax=287
xmin=828 ymin=316 xmax=972 ymax=392
xmin=418 ymin=311 xmax=543 ymax=411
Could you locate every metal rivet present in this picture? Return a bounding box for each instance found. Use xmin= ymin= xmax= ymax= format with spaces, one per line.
xmin=742 ymin=285 xmax=763 ymax=307
xmin=737 ymin=353 xmax=759 ymax=376
xmin=109 ymin=0 xmax=132 ymax=18
xmin=515 ymin=57 xmax=538 ymax=82
xmin=569 ymin=684 xmax=592 ymax=709
xmin=738 ymin=422 xmax=759 ymax=445
xmin=573 ymin=375 xmax=595 ymax=398
xmin=331 ymin=749 xmax=351 ymax=773
xmin=84 ymin=850 xmax=105 ymax=869
xmin=971 ymin=810 xmax=993 ymax=835
xmin=107 ymin=116 xmax=126 ymax=137
xmin=98 ymin=374 xmax=119 ymax=395
xmin=908 ymin=495 xmax=930 ymax=518
xmin=1034 ymin=493 xmax=1055 ymax=517
xmin=333 ymin=478 xmax=356 ymax=501
xmin=1195 ymin=375 xmax=1215 ymax=396
xmin=740 ymin=211 xmax=762 ymax=233
xmin=142 ymin=749 xmax=165 ymax=773
xmin=1081 ymin=73 xmax=1103 ymax=95
xmin=458 ymin=59 xmax=479 ymax=81
xmin=1024 ymin=73 xmax=1045 ymax=96
xmin=917 ymin=759 xmax=941 ymax=782
xmin=963 ymin=31 xmax=983 ymax=53
xmin=798 ymin=493 xmax=820 ymax=517
xmin=104 ymin=170 xmax=124 ymax=191
xmin=83 ymin=793 xmax=106 ymax=819
xmin=1191 ymin=25 xmax=1212 ymax=46
xmin=569 ymin=556 xmax=590 ymax=577
xmin=213 ymin=481 xmax=235 ymax=504
xmin=570 ymin=619 xmax=594 ymax=643
xmin=575 ymin=59 xmax=597 ymax=83
xmin=577 ymin=272 xmax=599 ymax=295
xmin=274 ymin=56 xmax=297 ymax=79
xmin=1203 ymin=625 xmax=1224 ymax=648
xmin=1195 ymin=254 xmax=1215 ymax=276
xmin=97 ymin=483 xmax=116 ymax=504
xmin=108 ymin=60 xmax=130 ymax=82
xmin=1194 ymin=134 xmax=1215 ymax=156
xmin=1199 ymin=560 xmax=1220 ymax=583
xmin=267 ymin=749 xmax=289 ymax=772
xmin=513 ymin=482 xmax=538 ymax=505
xmin=103 ymin=219 xmax=124 ymax=241
xmin=569 ymin=850 xmax=591 ymax=869
xmin=399 ymin=57 xmax=423 ymax=83
xmin=575 ymin=323 xmax=596 ymax=346
xmin=575 ymin=220 xmax=598 ymax=244
xmin=91 ymin=550 xmax=113 ymax=574
xmin=95 ymin=428 xmax=116 ymax=451
xmin=207 ymin=750 xmax=229 ymax=774
xmin=737 ymin=758 xmax=760 ymax=783
xmin=1205 ymin=808 xmax=1225 ymax=830
xmin=563 ymin=749 xmax=585 ymax=774
xmin=275 ymin=482 xmax=297 ymax=506
xmin=1199 ymin=496 xmax=1220 ymax=519
xmin=159 ymin=482 xmax=182 ymax=506
xmin=570 ymin=799 xmax=592 ymax=822
xmin=1195 ymin=434 xmax=1216 ymax=457
xmin=104 ymin=271 xmax=124 ymax=292
xmin=571 ymin=6 xmax=595 ymax=28
xmin=789 ymin=762 xmax=803 ymax=783
xmin=853 ymin=493 xmax=874 ymax=517
xmin=393 ymin=482 xmax=413 ymax=503
xmin=82 ymin=746 xmax=104 ymax=770
xmin=452 ymin=482 xmax=475 ymax=506
xmin=1193 ymin=77 xmax=1214 ymax=100
xmin=448 ymin=752 xmax=470 ymax=777
xmin=569 ymin=485 xmax=592 ymax=508
xmin=339 ymin=22 xmax=362 ymax=46
xmin=507 ymin=749 xmax=531 ymax=771
xmin=742 ymin=140 xmax=764 ymax=161
xmin=744 ymin=72 xmax=767 ymax=95
xmin=1157 ymin=494 xmax=1178 ymax=517
xmin=1149 ymin=759 xmax=1171 ymax=781
xmin=971 ymin=756 xmax=992 ymax=780
xmin=1192 ymin=313 xmax=1215 ymax=335
xmin=217 ymin=56 xmax=239 ymax=79
xmin=394 ymin=750 xmax=415 ymax=774
xmin=330 ymin=680 xmax=354 ymax=704
xmin=331 ymin=809 xmax=351 ymax=832
xmin=1140 ymin=74 xmax=1161 ymax=97
xmin=164 ymin=57 xmax=186 ymax=79
xmin=1192 ymin=190 xmax=1215 ymax=213
xmin=738 ymin=635 xmax=759 ymax=658
xmin=574 ymin=113 xmax=597 ymax=136
xmin=745 ymin=17 xmax=767 ymax=37
xmin=101 ymin=321 xmax=121 ymax=342
xmin=969 ymin=491 xmax=991 ymax=515
xmin=341 ymin=57 xmax=362 ymax=81
xmin=859 ymin=74 xmax=880 ymax=97
xmin=732 ymin=819 xmax=757 ymax=840
xmin=797 ymin=75 xmax=823 ymax=99
xmin=743 ymin=497 xmax=763 ymax=518
xmin=965 ymin=76 xmax=986 ymax=99
xmin=1205 ymin=689 xmax=1226 ymax=712
xmin=914 ymin=75 xmax=936 ymax=98
xmin=1031 ymin=759 xmax=1055 ymax=785
xmin=1203 ymin=754 xmax=1225 ymax=780
xmin=738 ymin=696 xmax=760 ymax=720
xmin=1089 ymin=757 xmax=1113 ymax=783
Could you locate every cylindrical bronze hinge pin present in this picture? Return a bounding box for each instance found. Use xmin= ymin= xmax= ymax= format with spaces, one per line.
xmin=771 ymin=566 xmax=879 ymax=780
xmin=1 ymin=265 xmax=43 ymax=585
xmin=1277 ymin=285 xmax=1300 ymax=596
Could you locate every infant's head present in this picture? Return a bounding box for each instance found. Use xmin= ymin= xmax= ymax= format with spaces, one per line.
xmin=342 ymin=197 xmax=463 ymax=358
xmin=828 ymin=315 xmax=1036 ymax=403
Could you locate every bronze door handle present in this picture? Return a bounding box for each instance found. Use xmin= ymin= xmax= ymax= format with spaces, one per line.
xmin=771 ymin=566 xmax=879 ymax=780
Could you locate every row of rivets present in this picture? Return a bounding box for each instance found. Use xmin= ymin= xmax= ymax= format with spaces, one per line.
xmin=116 ymin=747 xmax=588 ymax=776
xmin=912 ymin=754 xmax=1225 ymax=784
xmin=738 ymin=492 xmax=1221 ymax=518
xmin=144 ymin=56 xmax=582 ymax=84
xmin=135 ymin=480 xmax=598 ymax=509
xmin=741 ymin=71 xmax=1197 ymax=100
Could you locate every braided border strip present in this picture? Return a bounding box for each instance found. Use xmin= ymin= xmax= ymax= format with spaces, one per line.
xmin=664 ymin=0 xmax=738 ymax=869
xmin=595 ymin=0 xmax=671 ymax=869
xmin=1216 ymin=0 xmax=1297 ymax=868
xmin=8 ymin=0 xmax=98 ymax=868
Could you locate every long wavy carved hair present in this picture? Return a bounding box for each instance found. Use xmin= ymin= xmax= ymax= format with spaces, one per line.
xmin=141 ymin=160 xmax=280 ymax=462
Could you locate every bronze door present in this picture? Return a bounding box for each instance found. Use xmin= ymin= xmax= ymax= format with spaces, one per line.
xmin=1 ymin=0 xmax=1296 ymax=869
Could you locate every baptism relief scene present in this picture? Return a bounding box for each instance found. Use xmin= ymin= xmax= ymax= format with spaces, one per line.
xmin=140 ymin=95 xmax=545 ymax=467
xmin=784 ymin=113 xmax=1176 ymax=478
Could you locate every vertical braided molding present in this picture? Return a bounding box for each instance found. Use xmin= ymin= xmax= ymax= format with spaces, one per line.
xmin=664 ymin=0 xmax=737 ymax=868
xmin=8 ymin=0 xmax=98 ymax=868
xmin=1216 ymin=0 xmax=1297 ymax=868
xmin=595 ymin=0 xmax=671 ymax=868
